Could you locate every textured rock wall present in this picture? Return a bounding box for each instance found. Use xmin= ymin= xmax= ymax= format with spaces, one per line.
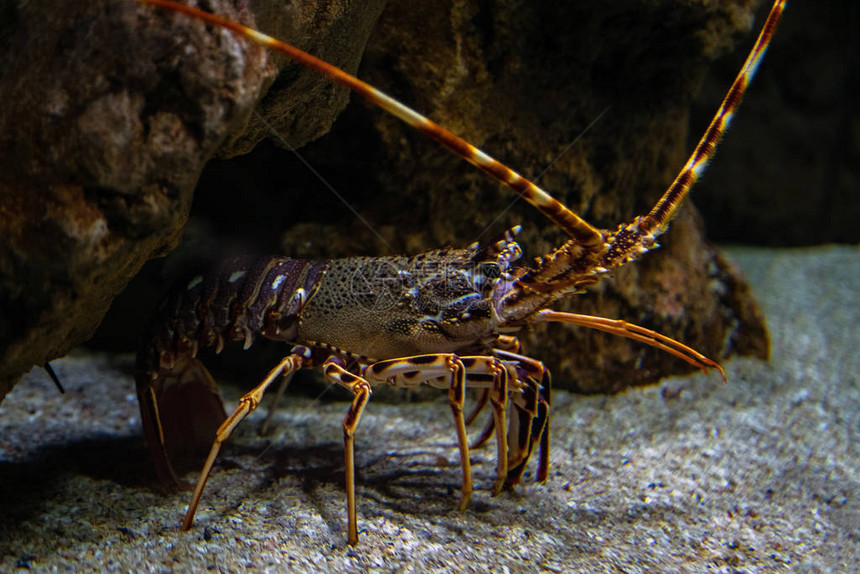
xmin=0 ymin=0 xmax=385 ymax=400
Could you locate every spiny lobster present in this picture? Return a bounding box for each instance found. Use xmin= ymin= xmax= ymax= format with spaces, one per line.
xmin=135 ymin=0 xmax=785 ymax=546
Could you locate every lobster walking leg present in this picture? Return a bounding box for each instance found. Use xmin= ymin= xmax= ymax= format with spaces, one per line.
xmin=182 ymin=347 xmax=312 ymax=531
xmin=366 ymin=354 xmax=474 ymax=509
xmin=446 ymin=358 xmax=472 ymax=510
xmin=487 ymin=360 xmax=510 ymax=495
xmin=464 ymin=335 xmax=525 ymax=444
xmin=259 ymin=371 xmax=296 ymax=436
xmin=322 ymin=359 xmax=373 ymax=547
xmin=469 ymin=347 xmax=545 ymax=447
xmin=463 ymin=349 xmax=551 ymax=487
xmin=366 ymin=355 xmax=525 ymax=497
xmin=504 ymin=374 xmax=551 ymax=487
xmin=448 ymin=360 xmax=474 ymax=512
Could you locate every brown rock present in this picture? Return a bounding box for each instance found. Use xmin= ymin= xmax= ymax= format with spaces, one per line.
xmin=0 ymin=0 xmax=385 ymax=401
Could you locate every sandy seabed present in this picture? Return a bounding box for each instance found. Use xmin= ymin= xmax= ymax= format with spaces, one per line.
xmin=1 ymin=245 xmax=857 ymax=573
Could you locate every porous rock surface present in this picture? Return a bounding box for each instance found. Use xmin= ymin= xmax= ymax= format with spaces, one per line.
xmin=0 ymin=0 xmax=385 ymax=401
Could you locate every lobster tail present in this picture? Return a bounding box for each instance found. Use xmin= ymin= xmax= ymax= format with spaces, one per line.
xmin=135 ymin=355 xmax=227 ymax=485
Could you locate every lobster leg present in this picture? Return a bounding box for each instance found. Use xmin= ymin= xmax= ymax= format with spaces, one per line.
xmin=505 ymin=373 xmax=551 ymax=487
xmin=463 ymin=336 xmax=521 ymax=436
xmin=259 ymin=371 xmax=296 ymax=436
xmin=365 ymin=355 xmax=473 ymax=510
xmin=463 ymin=334 xmax=525 ymax=441
xmin=465 ymin=349 xmax=551 ymax=487
xmin=465 ymin=335 xmax=524 ymax=443
xmin=487 ymin=360 xmax=510 ymax=496
xmin=447 ymin=357 xmax=471 ymax=510
xmin=493 ymin=349 xmax=551 ymax=485
xmin=494 ymin=335 xmax=522 ymax=352
xmin=321 ymin=358 xmax=373 ymax=547
xmin=366 ymin=354 xmax=518 ymax=497
xmin=181 ymin=347 xmax=312 ymax=531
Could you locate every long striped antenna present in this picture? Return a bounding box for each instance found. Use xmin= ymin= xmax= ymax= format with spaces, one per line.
xmin=137 ymin=0 xmax=604 ymax=249
xmin=598 ymin=0 xmax=785 ymax=270
xmin=637 ymin=0 xmax=785 ymax=237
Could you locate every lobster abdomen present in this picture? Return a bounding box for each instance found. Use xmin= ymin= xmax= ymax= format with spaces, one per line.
xmin=137 ymin=256 xmax=327 ymax=375
xmin=134 ymin=256 xmax=326 ymax=483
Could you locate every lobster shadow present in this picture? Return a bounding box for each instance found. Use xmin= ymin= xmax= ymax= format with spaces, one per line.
xmin=0 ymin=424 xmax=533 ymax=551
xmin=246 ymin=436 xmax=526 ymax=534
xmin=0 ymin=428 xmax=628 ymax=553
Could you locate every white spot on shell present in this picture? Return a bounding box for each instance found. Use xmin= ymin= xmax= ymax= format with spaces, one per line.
xmin=229 ymin=270 xmax=246 ymax=283
xmin=289 ymin=288 xmax=307 ymax=309
xmin=187 ymin=276 xmax=203 ymax=289
xmin=271 ymin=275 xmax=286 ymax=290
